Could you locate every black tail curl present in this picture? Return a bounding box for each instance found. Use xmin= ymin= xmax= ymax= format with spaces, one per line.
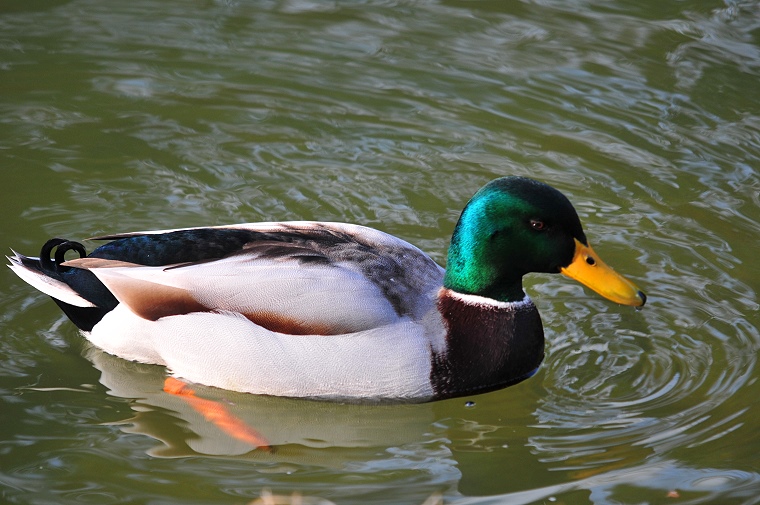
xmin=36 ymin=238 xmax=116 ymax=332
xmin=40 ymin=238 xmax=87 ymax=273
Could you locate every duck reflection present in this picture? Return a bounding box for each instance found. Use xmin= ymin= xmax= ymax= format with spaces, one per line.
xmin=85 ymin=345 xmax=441 ymax=460
xmin=84 ymin=345 xmax=568 ymax=500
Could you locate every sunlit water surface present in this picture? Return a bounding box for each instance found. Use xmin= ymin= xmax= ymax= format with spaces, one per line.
xmin=2 ymin=0 xmax=760 ymax=504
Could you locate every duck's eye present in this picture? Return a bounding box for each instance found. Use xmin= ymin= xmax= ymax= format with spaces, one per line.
xmin=529 ymin=219 xmax=546 ymax=231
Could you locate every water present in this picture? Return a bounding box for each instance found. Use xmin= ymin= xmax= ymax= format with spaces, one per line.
xmin=2 ymin=0 xmax=760 ymax=503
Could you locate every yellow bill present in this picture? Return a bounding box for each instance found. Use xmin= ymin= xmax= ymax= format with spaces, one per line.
xmin=560 ymin=239 xmax=646 ymax=307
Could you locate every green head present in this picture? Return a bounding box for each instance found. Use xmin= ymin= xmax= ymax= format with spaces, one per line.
xmin=444 ymin=177 xmax=584 ymax=302
xmin=443 ymin=176 xmax=646 ymax=306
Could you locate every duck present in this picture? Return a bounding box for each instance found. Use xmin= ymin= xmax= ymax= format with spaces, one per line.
xmin=8 ymin=176 xmax=646 ymax=402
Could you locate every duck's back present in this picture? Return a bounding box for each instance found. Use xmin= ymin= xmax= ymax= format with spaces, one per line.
xmin=18 ymin=222 xmax=444 ymax=336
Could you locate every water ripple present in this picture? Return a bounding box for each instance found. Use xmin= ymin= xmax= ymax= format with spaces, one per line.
xmin=2 ymin=0 xmax=760 ymax=503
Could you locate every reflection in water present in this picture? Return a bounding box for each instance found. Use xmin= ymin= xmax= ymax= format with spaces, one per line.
xmin=85 ymin=326 xmax=760 ymax=505
xmin=82 ymin=345 xmax=465 ymax=503
xmin=86 ymin=346 xmax=439 ymax=458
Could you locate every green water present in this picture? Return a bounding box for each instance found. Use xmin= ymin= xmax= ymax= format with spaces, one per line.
xmin=2 ymin=0 xmax=759 ymax=503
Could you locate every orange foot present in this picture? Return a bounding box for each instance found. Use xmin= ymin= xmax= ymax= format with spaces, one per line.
xmin=163 ymin=377 xmax=272 ymax=452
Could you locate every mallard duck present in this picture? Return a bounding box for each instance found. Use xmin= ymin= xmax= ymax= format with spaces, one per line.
xmin=9 ymin=176 xmax=645 ymax=401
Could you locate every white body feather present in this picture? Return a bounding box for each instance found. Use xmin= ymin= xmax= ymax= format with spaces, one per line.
xmin=87 ymin=305 xmax=437 ymax=399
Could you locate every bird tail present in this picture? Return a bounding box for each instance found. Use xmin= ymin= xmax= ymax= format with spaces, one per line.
xmin=8 ymin=239 xmax=115 ymax=331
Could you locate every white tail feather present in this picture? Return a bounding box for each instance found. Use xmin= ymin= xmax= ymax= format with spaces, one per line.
xmin=8 ymin=255 xmax=96 ymax=308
